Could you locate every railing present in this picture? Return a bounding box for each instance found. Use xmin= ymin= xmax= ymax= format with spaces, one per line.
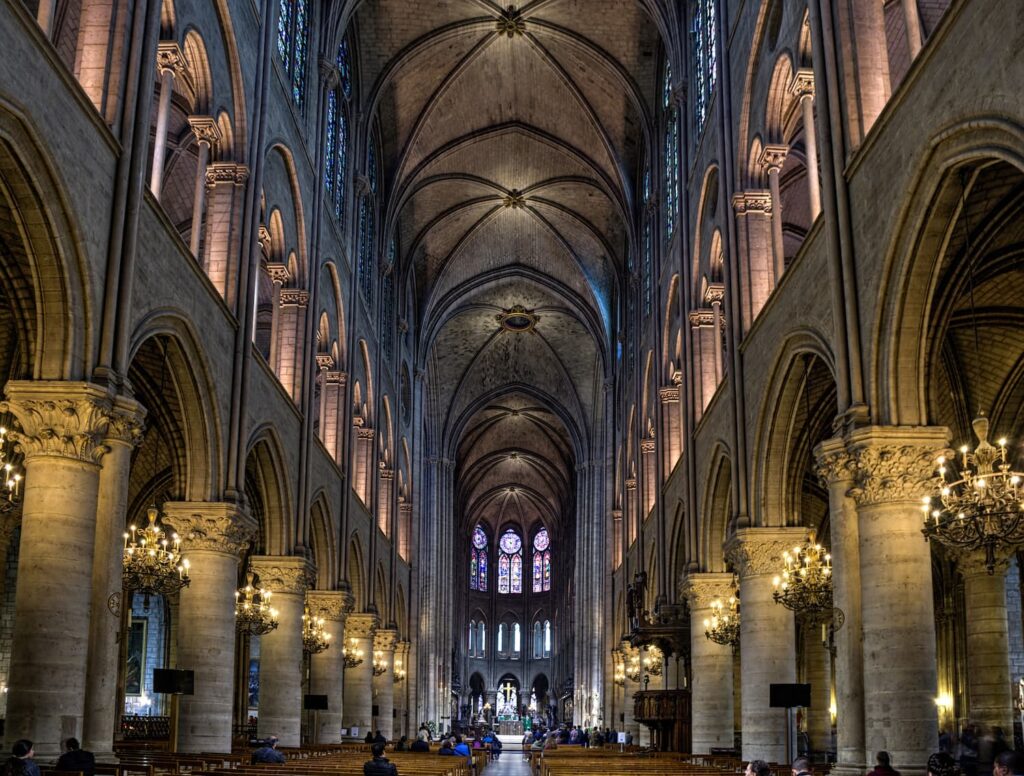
xmin=120 ymin=715 xmax=170 ymax=740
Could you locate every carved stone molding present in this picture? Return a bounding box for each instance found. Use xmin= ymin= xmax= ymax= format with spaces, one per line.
xmin=156 ymin=42 xmax=186 ymax=78
xmin=188 ymin=116 xmax=221 ymax=147
xmin=327 ymin=371 xmax=347 ymax=386
xmin=374 ymin=628 xmax=398 ymax=653
xmin=846 ymin=426 xmax=949 ymax=508
xmin=346 ymin=612 xmax=379 ymax=640
xmin=724 ymin=527 xmax=809 ymax=578
xmin=306 ymin=589 xmax=355 ymax=621
xmin=249 ymin=555 xmax=316 ymax=595
xmin=1 ymin=381 xmax=116 ymax=465
xmin=205 ymin=162 xmax=249 ymax=186
xmin=790 ymin=68 xmax=816 ymax=100
xmin=267 ymin=262 xmax=290 ymax=284
xmin=357 ymin=427 xmax=375 ymax=441
xmin=162 ymin=502 xmax=256 ymax=558
xmin=496 ymin=7 xmax=525 ymax=37
xmin=105 ymin=395 xmax=147 ymax=447
xmin=625 ymin=478 xmax=638 ymax=491
xmin=659 ymin=386 xmax=679 ymax=404
xmin=316 ymin=354 xmax=335 ymax=371
xmin=956 ymin=548 xmax=1012 ymax=578
xmin=732 ymin=190 xmax=772 ymax=215
xmin=689 ymin=309 xmax=714 ymax=327
xmin=640 ymin=438 xmax=656 ymax=454
xmin=379 ymin=466 xmax=394 ymax=481
xmin=759 ymin=144 xmax=789 ymax=174
xmin=678 ymin=572 xmax=736 ymax=609
xmin=813 ymin=436 xmax=855 ymax=487
xmin=280 ymin=289 xmax=310 ymax=306
xmin=704 ymin=283 xmax=725 ymax=306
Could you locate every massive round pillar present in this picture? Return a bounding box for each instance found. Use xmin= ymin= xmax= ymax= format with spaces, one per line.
xmin=164 ymin=503 xmax=256 ymax=753
xmin=373 ymin=629 xmax=398 ymax=740
xmin=343 ymin=612 xmax=379 ymax=738
xmin=307 ymin=589 xmax=354 ymax=743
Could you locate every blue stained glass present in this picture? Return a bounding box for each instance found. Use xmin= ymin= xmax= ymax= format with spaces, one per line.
xmin=498 ymin=555 xmax=510 ymax=594
xmin=644 ymin=219 xmax=653 ymax=315
xmin=543 ymin=551 xmax=551 ymax=591
xmin=381 ymin=271 xmax=394 ymax=362
xmin=533 ymin=552 xmax=542 ymax=593
xmin=663 ymin=62 xmax=672 ymax=110
xmin=368 ymin=142 xmax=378 ymax=194
xmin=534 ymin=529 xmax=549 ymax=551
xmin=277 ymin=0 xmax=290 ymax=69
xmin=500 ymin=530 xmax=521 ymax=555
xmin=336 ymin=113 xmax=348 ymax=223
xmin=643 ymin=168 xmax=651 ymax=203
xmin=479 ymin=551 xmax=488 ymax=591
xmin=473 ymin=525 xmax=487 ymax=549
xmin=358 ymin=198 xmax=374 ymax=302
xmin=291 ymin=0 xmax=307 ymax=106
xmin=470 ymin=552 xmax=478 ymax=590
xmin=337 ymin=40 xmax=352 ymax=100
xmin=510 ymin=554 xmax=522 ymax=594
xmin=324 ymin=91 xmax=337 ymax=193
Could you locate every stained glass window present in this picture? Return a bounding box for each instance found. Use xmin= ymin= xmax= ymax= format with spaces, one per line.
xmin=693 ymin=0 xmax=717 ymax=129
xmin=533 ymin=621 xmax=542 ymax=658
xmin=277 ymin=1 xmax=308 ymax=108
xmin=497 ymin=623 xmax=506 ymax=654
xmin=532 ymin=529 xmax=551 ymax=593
xmin=498 ymin=529 xmax=522 ymax=594
xmin=358 ymin=197 xmax=374 ymax=303
xmin=478 ymin=621 xmax=486 ymax=656
xmin=643 ymin=218 xmax=653 ymax=316
xmin=335 ymin=113 xmax=348 ymax=224
xmin=663 ymin=64 xmax=680 ymax=243
xmin=513 ymin=623 xmax=521 ymax=655
xmin=471 ymin=525 xmax=488 ymax=591
xmin=337 ymin=39 xmax=352 ymax=100
xmin=324 ymin=91 xmax=337 ymax=193
xmin=368 ymin=142 xmax=378 ymax=195
xmin=381 ymin=267 xmax=394 ymax=363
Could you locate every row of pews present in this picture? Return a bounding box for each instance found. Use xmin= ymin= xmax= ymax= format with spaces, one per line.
xmin=527 ymin=747 xmax=801 ymax=776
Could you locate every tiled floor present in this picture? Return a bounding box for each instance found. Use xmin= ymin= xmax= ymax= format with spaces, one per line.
xmin=481 ymin=754 xmax=531 ymax=775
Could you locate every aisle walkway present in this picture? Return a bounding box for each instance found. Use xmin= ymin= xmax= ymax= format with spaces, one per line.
xmin=485 ymin=736 xmax=529 ymax=775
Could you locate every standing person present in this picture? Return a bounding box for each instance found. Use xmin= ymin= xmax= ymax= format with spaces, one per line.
xmin=56 ymin=739 xmax=95 ymax=776
xmin=994 ymin=750 xmax=1024 ymax=776
xmin=362 ymin=742 xmax=398 ymax=776
xmin=252 ymin=736 xmax=286 ymax=764
xmin=868 ymin=752 xmax=901 ymax=776
xmin=960 ymin=723 xmax=980 ymax=776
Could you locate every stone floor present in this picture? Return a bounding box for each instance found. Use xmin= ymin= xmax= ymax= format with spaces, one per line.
xmin=482 ymin=753 xmax=531 ymax=775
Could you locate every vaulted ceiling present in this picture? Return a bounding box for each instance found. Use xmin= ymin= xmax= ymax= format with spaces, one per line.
xmin=354 ymin=0 xmax=660 ymax=540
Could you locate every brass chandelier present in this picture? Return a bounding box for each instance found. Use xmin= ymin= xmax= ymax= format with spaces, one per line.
xmin=343 ymin=637 xmax=365 ymax=669
xmin=393 ymin=654 xmax=406 ymax=683
xmin=122 ymin=506 xmax=190 ymax=604
xmin=624 ymin=646 xmax=642 ymax=683
xmin=922 ymin=416 xmax=1024 ymax=574
xmin=641 ymin=644 xmax=663 ymax=677
xmin=301 ymin=606 xmax=331 ymax=654
xmin=611 ymin=648 xmax=626 ymax=687
xmin=372 ymin=649 xmax=388 ymax=677
xmin=0 ymin=425 xmax=22 ymax=508
xmin=234 ymin=570 xmax=278 ymax=635
xmin=704 ymin=593 xmax=740 ymax=647
xmin=772 ymin=530 xmax=833 ymax=621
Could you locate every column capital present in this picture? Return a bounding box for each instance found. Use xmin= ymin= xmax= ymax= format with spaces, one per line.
xmin=266 ymin=262 xmax=290 ymax=284
xmin=187 ymin=115 xmax=221 ymax=148
xmin=162 ymin=501 xmax=256 ymax=558
xmin=327 ymin=371 xmax=347 ymax=386
xmin=640 ymin=437 xmax=656 ymax=454
xmin=724 ymin=526 xmax=810 ymax=578
xmin=732 ymin=190 xmax=772 ymax=215
xmin=658 ymin=385 xmax=679 ymax=403
xmin=1 ymin=381 xmax=116 ymax=466
xmin=346 ymin=612 xmax=380 ymax=640
xmin=678 ymin=572 xmax=735 ymax=609
xmin=307 ymin=589 xmax=355 ymax=620
xmin=759 ymin=144 xmax=789 ymax=174
xmin=316 ymin=354 xmax=335 ymax=371
xmin=105 ymin=395 xmax=147 ymax=447
xmin=956 ymin=548 xmax=1012 ymax=578
xmin=205 ymin=162 xmax=249 ymax=186
xmin=280 ymin=289 xmax=310 ymax=307
xmin=625 ymin=478 xmax=638 ymax=491
xmin=249 ymin=555 xmax=316 ymax=594
xmin=846 ymin=425 xmax=949 ymax=507
xmin=156 ymin=41 xmax=186 ymax=78
xmin=374 ymin=628 xmax=399 ymax=652
xmin=790 ymin=68 xmax=816 ymax=100
xmin=318 ymin=57 xmax=340 ymax=90
xmin=704 ymin=283 xmax=725 ymax=306
xmin=813 ymin=436 xmax=856 ymax=486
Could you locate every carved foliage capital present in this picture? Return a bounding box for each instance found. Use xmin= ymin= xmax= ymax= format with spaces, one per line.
xmin=724 ymin=528 xmax=808 ymax=578
xmin=249 ymin=555 xmax=316 ymax=594
xmin=759 ymin=144 xmax=789 ymax=173
xmin=205 ymin=162 xmax=249 ymax=186
xmin=106 ymin=396 xmax=147 ymax=447
xmin=732 ymin=190 xmax=772 ymax=215
xmin=307 ymin=589 xmax=355 ymax=621
xmin=280 ymin=289 xmax=310 ymax=306
xmin=790 ymin=68 xmax=816 ymax=99
xmin=374 ymin=628 xmax=398 ymax=653
xmin=188 ymin=116 xmax=221 ymax=147
xmin=678 ymin=572 xmax=735 ymax=609
xmin=813 ymin=437 xmax=855 ymax=487
xmin=658 ymin=386 xmax=679 ymax=403
xmin=162 ymin=502 xmax=256 ymax=557
xmin=346 ymin=612 xmax=379 ymax=640
xmin=1 ymin=381 xmax=117 ymax=465
xmin=847 ymin=427 xmax=949 ymax=507
xmin=156 ymin=42 xmax=186 ymax=77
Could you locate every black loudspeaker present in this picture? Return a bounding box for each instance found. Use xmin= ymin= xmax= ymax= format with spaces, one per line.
xmin=304 ymin=694 xmax=329 ymax=710
xmin=769 ymin=683 xmax=811 ymax=708
xmin=153 ymin=668 xmax=195 ymax=695
xmin=372 ymin=705 xmax=380 ymax=716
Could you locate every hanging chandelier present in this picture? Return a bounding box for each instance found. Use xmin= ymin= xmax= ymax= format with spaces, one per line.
xmin=772 ymin=530 xmax=833 ymax=621
xmin=393 ymin=655 xmax=406 ymax=683
xmin=301 ymin=606 xmax=331 ymax=654
xmin=611 ymin=648 xmax=626 ymax=687
xmin=372 ymin=649 xmax=388 ymax=677
xmin=641 ymin=644 xmax=663 ymax=677
xmin=704 ymin=593 xmax=740 ymax=647
xmin=123 ymin=506 xmax=190 ymax=604
xmin=624 ymin=647 xmax=642 ymax=683
xmin=343 ymin=637 xmax=365 ymax=669
xmin=922 ymin=415 xmax=1024 ymax=573
xmin=234 ymin=570 xmax=278 ymax=635
xmin=0 ymin=425 xmax=22 ymax=509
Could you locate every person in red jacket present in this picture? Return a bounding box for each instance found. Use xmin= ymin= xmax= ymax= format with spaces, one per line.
xmin=868 ymin=751 xmax=901 ymax=776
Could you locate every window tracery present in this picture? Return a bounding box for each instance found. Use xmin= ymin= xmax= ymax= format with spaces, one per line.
xmin=277 ymin=0 xmax=308 ymax=107
xmin=532 ymin=528 xmax=551 ymax=593
xmin=498 ymin=529 xmax=523 ymax=594
xmin=470 ymin=525 xmax=488 ymax=591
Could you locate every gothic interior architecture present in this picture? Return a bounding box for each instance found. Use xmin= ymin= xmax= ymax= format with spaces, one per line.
xmin=0 ymin=0 xmax=1022 ymax=770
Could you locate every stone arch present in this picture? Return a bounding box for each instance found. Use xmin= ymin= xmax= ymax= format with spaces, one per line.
xmin=0 ymin=100 xmax=90 ymax=381
xmin=699 ymin=444 xmax=732 ymax=572
xmin=374 ymin=562 xmax=388 ymax=616
xmin=244 ymin=427 xmax=293 ymax=556
xmin=348 ymin=532 xmax=366 ymax=609
xmin=308 ymin=492 xmax=337 ymax=588
xmin=264 ymin=144 xmax=309 ymax=289
xmin=127 ymin=311 xmax=222 ymax=501
xmin=662 ymin=273 xmax=680 ymax=379
xmin=751 ymin=331 xmax=837 ymax=531
xmin=692 ymin=164 xmax=720 ymax=296
xmin=875 ymin=119 xmax=1024 ymax=426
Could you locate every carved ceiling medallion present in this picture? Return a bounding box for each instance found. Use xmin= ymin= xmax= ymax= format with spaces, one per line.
xmin=496 ymin=305 xmax=539 ymax=333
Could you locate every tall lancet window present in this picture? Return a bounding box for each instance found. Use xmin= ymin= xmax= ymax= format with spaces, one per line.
xmin=498 ymin=529 xmax=523 ymax=594
xmin=532 ymin=528 xmax=551 ymax=592
xmin=470 ymin=525 xmax=488 ymax=591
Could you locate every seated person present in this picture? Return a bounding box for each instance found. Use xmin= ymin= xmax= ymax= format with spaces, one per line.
xmin=410 ymin=732 xmax=430 ymax=753
xmin=395 ymin=735 xmax=409 ymax=752
xmin=252 ymin=737 xmax=286 ymax=764
xmin=56 ymin=738 xmax=95 ymax=776
xmin=453 ymin=735 xmax=471 ymax=762
xmin=363 ymin=743 xmax=398 ymax=776
xmin=438 ymin=739 xmax=456 ymax=756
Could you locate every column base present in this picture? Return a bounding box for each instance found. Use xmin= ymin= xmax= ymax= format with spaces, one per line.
xmin=831 ymin=763 xmax=869 ymax=776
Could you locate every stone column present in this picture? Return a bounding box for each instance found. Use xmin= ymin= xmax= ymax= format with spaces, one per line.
xmin=759 ymin=145 xmax=789 ymax=284
xmin=373 ymin=629 xmax=398 ymax=739
xmin=163 ymin=503 xmax=256 ymax=753
xmin=343 ymin=612 xmax=379 ymax=737
xmin=731 ymin=191 xmax=775 ymax=332
xmin=1 ymin=381 xmax=114 ymax=756
xmin=815 ymin=438 xmax=865 ymax=773
xmin=150 ymin=43 xmax=184 ymax=199
xmin=378 ymin=467 xmax=394 ymax=538
xmin=250 ymin=555 xmax=314 ymax=746
xmin=680 ymin=573 xmax=735 ymax=753
xmin=83 ymin=397 xmax=145 ymax=757
xmin=640 ymin=437 xmax=656 ymax=517
xmin=201 ymin=162 xmax=249 ymax=310
xmin=659 ymin=386 xmax=681 ymax=476
xmin=307 ymin=589 xmax=354 ymax=743
xmin=266 ymin=263 xmax=289 ymax=374
xmin=187 ymin=117 xmax=220 ymax=257
xmin=901 ymin=0 xmax=923 ymax=58
xmin=804 ymin=625 xmax=833 ymax=755
xmin=848 ymin=426 xmax=948 ymax=769
xmin=316 ymin=356 xmax=333 ymax=445
xmin=725 ymin=527 xmax=805 ymax=763
xmin=959 ymin=552 xmax=1014 ymax=734
xmin=790 ymin=70 xmax=821 ymax=221
xmin=393 ymin=640 xmax=411 ymax=738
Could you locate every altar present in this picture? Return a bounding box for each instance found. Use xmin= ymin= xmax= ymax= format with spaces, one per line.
xmin=498 ymin=720 xmax=523 ymax=736
xmin=495 ymin=681 xmax=521 ymax=736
